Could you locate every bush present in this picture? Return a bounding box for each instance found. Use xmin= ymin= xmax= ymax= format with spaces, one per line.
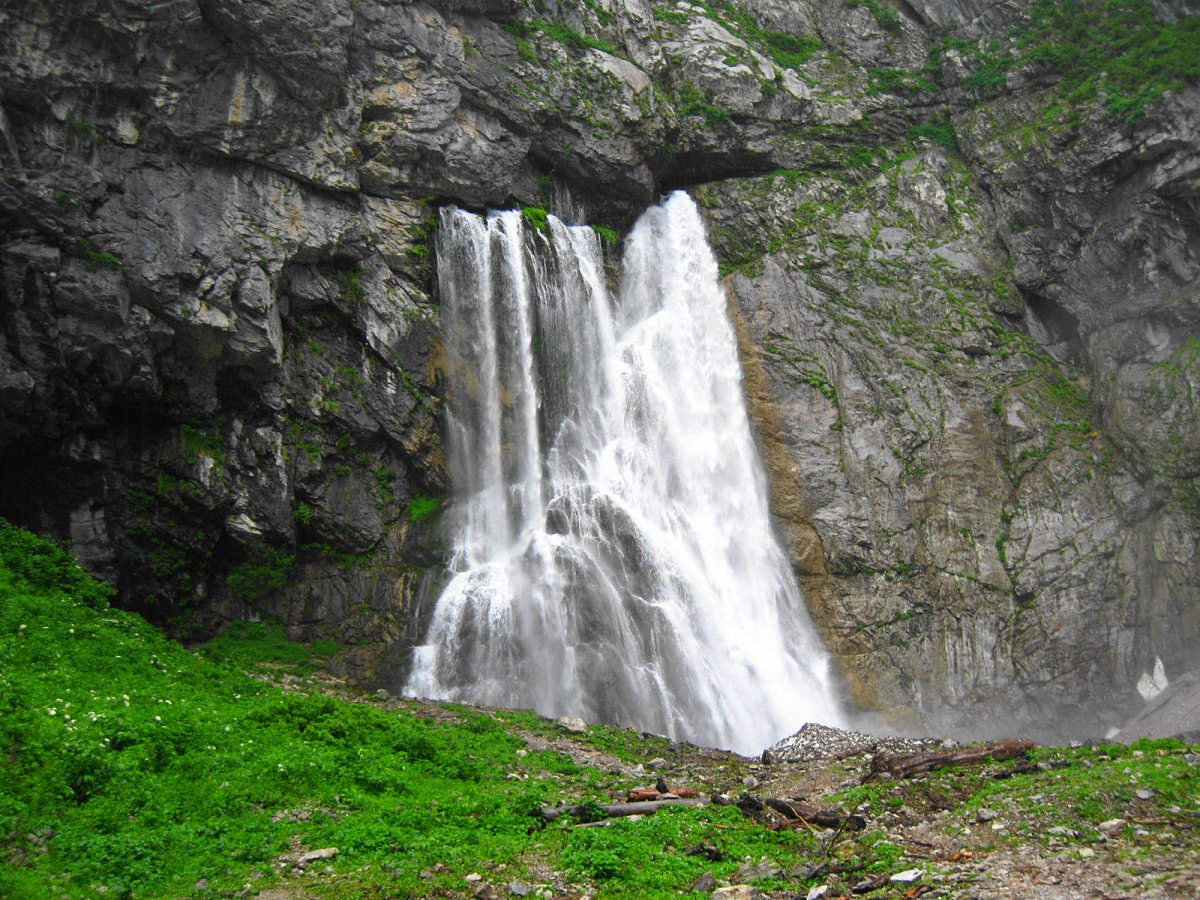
xmin=0 ymin=518 xmax=114 ymax=608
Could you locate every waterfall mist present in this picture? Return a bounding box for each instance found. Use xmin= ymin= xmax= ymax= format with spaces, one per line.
xmin=405 ymin=192 xmax=840 ymax=754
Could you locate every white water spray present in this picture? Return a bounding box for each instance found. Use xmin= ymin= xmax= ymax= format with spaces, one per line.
xmin=405 ymin=192 xmax=840 ymax=754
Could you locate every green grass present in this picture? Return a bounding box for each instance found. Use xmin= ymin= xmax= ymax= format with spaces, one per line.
xmin=0 ymin=522 xmax=833 ymax=899
xmin=0 ymin=521 xmax=561 ymax=898
xmin=198 ymin=620 xmax=339 ymax=676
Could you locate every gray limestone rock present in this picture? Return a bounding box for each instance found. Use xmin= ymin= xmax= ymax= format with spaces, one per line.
xmin=0 ymin=0 xmax=1197 ymax=732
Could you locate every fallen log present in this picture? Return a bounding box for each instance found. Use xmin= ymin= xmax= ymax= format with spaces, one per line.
xmin=863 ymin=739 xmax=1035 ymax=783
xmin=850 ymin=872 xmax=890 ymax=894
xmin=536 ymin=798 xmax=708 ymax=823
xmin=763 ymin=798 xmax=867 ymax=831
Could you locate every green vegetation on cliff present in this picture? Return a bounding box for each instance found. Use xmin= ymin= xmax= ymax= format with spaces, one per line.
xmin=939 ymin=0 xmax=1200 ymax=120
xmin=1017 ymin=0 xmax=1200 ymax=120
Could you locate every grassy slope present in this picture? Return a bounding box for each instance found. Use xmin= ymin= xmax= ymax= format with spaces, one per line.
xmin=2 ymin=522 xmax=1198 ymax=899
xmin=0 ymin=523 xmax=809 ymax=899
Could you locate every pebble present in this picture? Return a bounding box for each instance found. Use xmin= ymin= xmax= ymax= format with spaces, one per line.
xmin=806 ymin=887 xmax=829 ymax=900
xmin=647 ymin=757 xmax=669 ymax=770
xmin=466 ymin=873 xmax=483 ymax=883
xmin=1099 ymin=819 xmax=1127 ymax=835
xmin=975 ymin=808 xmax=1000 ymax=823
xmin=890 ymin=869 xmax=923 ymax=884
xmin=1136 ymin=789 xmax=1155 ymax=800
xmin=1079 ymin=848 xmax=1095 ymax=858
xmin=508 ymin=880 xmax=532 ymax=896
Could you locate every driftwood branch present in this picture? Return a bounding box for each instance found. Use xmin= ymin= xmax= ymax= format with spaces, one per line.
xmin=863 ymin=739 xmax=1035 ymax=783
xmin=536 ymin=798 xmax=707 ymax=823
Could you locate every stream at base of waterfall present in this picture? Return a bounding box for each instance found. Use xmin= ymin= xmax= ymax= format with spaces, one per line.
xmin=404 ymin=192 xmax=841 ymax=755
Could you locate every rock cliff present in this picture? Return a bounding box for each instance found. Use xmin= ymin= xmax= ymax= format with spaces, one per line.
xmin=1 ymin=0 xmax=1197 ymax=740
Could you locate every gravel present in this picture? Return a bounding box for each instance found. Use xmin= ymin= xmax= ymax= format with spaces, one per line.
xmin=766 ymin=722 xmax=953 ymax=762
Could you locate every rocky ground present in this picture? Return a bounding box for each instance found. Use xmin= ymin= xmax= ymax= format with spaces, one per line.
xmin=247 ymin=667 xmax=1200 ymax=899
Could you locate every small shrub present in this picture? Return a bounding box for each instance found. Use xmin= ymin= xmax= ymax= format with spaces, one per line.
xmin=516 ymin=36 xmax=538 ymax=63
xmin=847 ymin=0 xmax=902 ymax=35
xmin=406 ymin=493 xmax=442 ymax=523
xmin=592 ymin=224 xmax=619 ymax=248
xmin=908 ymin=113 xmax=960 ymax=151
xmin=69 ymin=236 xmax=125 ymax=271
xmin=0 ymin=519 xmax=114 ymax=608
xmin=653 ymin=8 xmax=690 ymax=26
xmin=678 ymin=83 xmax=731 ymax=127
xmin=336 ymin=264 xmax=366 ymax=304
xmin=522 ymin=205 xmax=550 ymax=232
xmin=225 ymin=546 xmax=296 ymax=600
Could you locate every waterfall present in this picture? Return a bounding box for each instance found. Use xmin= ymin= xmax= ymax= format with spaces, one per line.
xmin=405 ymin=191 xmax=841 ymax=754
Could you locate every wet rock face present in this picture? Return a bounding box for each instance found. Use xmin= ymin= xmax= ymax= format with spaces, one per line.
xmin=701 ymin=1 xmax=1200 ymax=739
xmin=0 ymin=0 xmax=450 ymax=665
xmin=1 ymin=0 xmax=1198 ymax=733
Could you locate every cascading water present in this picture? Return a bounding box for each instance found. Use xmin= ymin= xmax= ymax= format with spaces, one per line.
xmin=405 ymin=191 xmax=841 ymax=754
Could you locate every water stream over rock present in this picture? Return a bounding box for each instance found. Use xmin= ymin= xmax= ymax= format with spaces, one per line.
xmin=405 ymin=192 xmax=840 ymax=754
